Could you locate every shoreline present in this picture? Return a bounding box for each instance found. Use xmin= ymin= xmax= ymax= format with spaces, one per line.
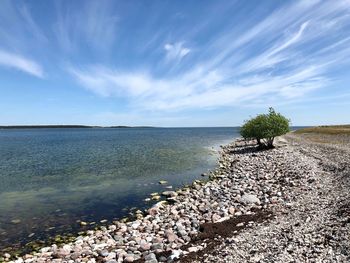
xmin=1 ymin=133 xmax=349 ymax=262
xmin=1 ymin=137 xmax=238 ymax=262
xmin=188 ymin=133 xmax=350 ymax=262
xmin=0 ymin=137 xmax=236 ymax=260
xmin=0 ymin=131 xmax=236 ymax=256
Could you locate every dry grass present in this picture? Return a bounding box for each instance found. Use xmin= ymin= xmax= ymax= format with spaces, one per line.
xmin=292 ymin=125 xmax=350 ymax=145
xmin=294 ymin=125 xmax=350 ymax=135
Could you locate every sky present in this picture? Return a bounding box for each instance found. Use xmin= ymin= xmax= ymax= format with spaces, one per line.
xmin=0 ymin=0 xmax=349 ymax=127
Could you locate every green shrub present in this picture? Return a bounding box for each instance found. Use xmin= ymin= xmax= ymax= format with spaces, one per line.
xmin=240 ymin=108 xmax=290 ymax=148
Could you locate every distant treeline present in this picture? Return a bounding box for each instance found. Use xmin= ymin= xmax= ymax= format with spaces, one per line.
xmin=0 ymin=125 xmax=155 ymax=129
xmin=0 ymin=125 xmax=94 ymax=129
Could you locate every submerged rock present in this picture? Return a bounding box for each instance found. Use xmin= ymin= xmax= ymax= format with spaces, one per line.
xmin=151 ymin=195 xmax=161 ymax=201
xmin=161 ymin=191 xmax=178 ymax=198
xmin=10 ymin=219 xmax=21 ymax=224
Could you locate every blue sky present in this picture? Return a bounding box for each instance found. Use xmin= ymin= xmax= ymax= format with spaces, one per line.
xmin=0 ymin=0 xmax=349 ymax=127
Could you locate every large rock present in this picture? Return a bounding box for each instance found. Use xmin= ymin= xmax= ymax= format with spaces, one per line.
xmin=169 ymin=250 xmax=182 ymax=260
xmin=212 ymin=213 xmax=222 ymax=223
xmin=145 ymin=253 xmax=158 ymax=262
xmin=55 ymin=248 xmax=70 ymax=258
xmin=147 ymin=207 xmax=159 ymax=216
xmin=98 ymin=249 xmax=109 ymax=257
xmin=241 ymin=194 xmax=260 ymax=204
xmin=124 ymin=254 xmax=135 ymax=262
xmin=139 ymin=242 xmax=151 ymax=251
xmin=165 ymin=230 xmax=178 ymax=242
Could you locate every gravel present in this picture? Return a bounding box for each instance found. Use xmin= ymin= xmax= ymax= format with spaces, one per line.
xmin=2 ymin=133 xmax=349 ymax=263
xmin=190 ymin=133 xmax=350 ymax=262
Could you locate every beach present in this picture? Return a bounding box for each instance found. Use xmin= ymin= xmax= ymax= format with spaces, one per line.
xmin=1 ymin=130 xmax=349 ymax=262
xmin=1 ymin=0 xmax=350 ymax=262
xmin=0 ymin=127 xmax=236 ymax=254
xmin=189 ymin=131 xmax=350 ymax=262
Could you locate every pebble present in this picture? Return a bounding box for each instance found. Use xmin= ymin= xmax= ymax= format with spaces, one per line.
xmin=7 ymin=137 xmax=347 ymax=263
xmin=124 ymin=254 xmax=134 ymax=262
xmin=188 ymin=246 xmax=198 ymax=253
xmin=189 ymin=135 xmax=350 ymax=262
xmin=98 ymin=250 xmax=109 ymax=257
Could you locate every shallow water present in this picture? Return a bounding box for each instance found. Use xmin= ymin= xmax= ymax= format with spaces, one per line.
xmin=0 ymin=127 xmax=238 ymax=251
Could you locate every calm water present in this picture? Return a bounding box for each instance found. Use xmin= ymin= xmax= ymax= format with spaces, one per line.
xmin=0 ymin=127 xmax=238 ymax=251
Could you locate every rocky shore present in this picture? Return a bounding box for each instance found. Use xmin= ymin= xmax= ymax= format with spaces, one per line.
xmin=1 ymin=132 xmax=349 ymax=263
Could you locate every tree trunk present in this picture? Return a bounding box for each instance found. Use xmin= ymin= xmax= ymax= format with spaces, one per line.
xmin=257 ymin=138 xmax=261 ymax=146
xmin=267 ymin=137 xmax=274 ymax=148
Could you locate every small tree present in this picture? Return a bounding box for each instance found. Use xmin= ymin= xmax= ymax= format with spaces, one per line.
xmin=240 ymin=108 xmax=290 ymax=148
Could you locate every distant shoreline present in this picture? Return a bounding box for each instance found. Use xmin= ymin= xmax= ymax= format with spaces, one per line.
xmin=0 ymin=125 xmax=155 ymax=129
xmin=0 ymin=125 xmax=312 ymax=130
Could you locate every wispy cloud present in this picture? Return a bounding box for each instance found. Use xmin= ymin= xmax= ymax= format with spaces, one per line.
xmin=67 ymin=0 xmax=350 ymax=112
xmin=0 ymin=50 xmax=44 ymax=78
xmin=238 ymin=21 xmax=310 ymax=73
xmin=18 ymin=4 xmax=47 ymax=43
xmin=164 ymin=42 xmax=190 ymax=61
xmin=0 ymin=0 xmax=47 ymax=50
xmin=54 ymin=0 xmax=118 ymax=52
xmin=68 ymin=62 xmax=328 ymax=111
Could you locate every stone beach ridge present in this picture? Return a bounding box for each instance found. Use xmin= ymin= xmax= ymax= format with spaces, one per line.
xmin=1 ymin=132 xmax=349 ymax=262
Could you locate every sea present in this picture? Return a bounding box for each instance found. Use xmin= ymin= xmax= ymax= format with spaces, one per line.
xmin=0 ymin=127 xmax=239 ymax=252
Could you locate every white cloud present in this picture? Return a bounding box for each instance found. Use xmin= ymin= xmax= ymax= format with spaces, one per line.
xmin=0 ymin=50 xmax=44 ymax=78
xmin=272 ymin=21 xmax=309 ymax=55
xmin=70 ymin=0 xmax=350 ymax=112
xmin=164 ymin=42 xmax=190 ymax=61
xmin=69 ymin=61 xmax=329 ymax=111
xmin=196 ymin=0 xmax=348 ymax=73
xmin=69 ymin=66 xmax=160 ymax=97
